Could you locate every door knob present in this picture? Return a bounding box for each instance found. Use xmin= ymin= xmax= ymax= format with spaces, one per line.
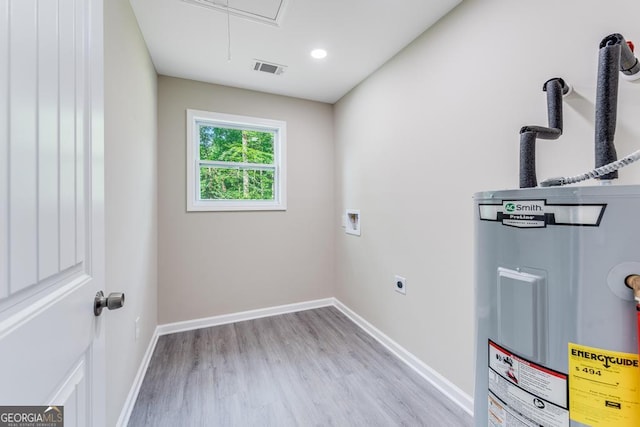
xmin=94 ymin=291 xmax=125 ymax=316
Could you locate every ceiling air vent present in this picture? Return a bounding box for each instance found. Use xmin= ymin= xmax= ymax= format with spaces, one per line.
xmin=253 ymin=60 xmax=286 ymax=75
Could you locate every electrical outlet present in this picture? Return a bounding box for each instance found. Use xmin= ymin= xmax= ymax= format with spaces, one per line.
xmin=394 ymin=275 xmax=406 ymax=295
xmin=135 ymin=316 xmax=141 ymax=341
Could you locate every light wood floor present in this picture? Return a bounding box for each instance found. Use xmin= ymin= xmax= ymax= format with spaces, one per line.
xmin=129 ymin=306 xmax=472 ymax=426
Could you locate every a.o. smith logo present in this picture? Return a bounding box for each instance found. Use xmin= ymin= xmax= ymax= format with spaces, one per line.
xmin=503 ymin=201 xmax=544 ymax=213
xmin=0 ymin=406 xmax=63 ymax=427
xmin=497 ymin=200 xmax=547 ymax=228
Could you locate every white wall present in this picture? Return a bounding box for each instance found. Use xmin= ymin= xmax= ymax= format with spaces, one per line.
xmin=104 ymin=0 xmax=158 ymax=425
xmin=334 ymin=0 xmax=640 ymax=399
xmin=157 ymin=77 xmax=334 ymax=324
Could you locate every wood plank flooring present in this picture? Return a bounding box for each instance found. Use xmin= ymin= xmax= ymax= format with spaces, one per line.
xmin=128 ymin=306 xmax=472 ymax=426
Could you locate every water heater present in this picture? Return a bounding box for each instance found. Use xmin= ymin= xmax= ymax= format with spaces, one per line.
xmin=473 ymin=185 xmax=640 ymax=427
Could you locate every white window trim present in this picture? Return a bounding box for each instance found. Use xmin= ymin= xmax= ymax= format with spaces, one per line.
xmin=186 ymin=109 xmax=287 ymax=212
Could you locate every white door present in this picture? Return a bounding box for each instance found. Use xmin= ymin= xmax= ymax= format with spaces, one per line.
xmin=0 ymin=0 xmax=105 ymax=425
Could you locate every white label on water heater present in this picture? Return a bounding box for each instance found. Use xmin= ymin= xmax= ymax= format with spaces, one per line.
xmin=488 ymin=340 xmax=569 ymax=427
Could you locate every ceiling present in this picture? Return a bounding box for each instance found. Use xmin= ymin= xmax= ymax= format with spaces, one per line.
xmin=129 ymin=0 xmax=462 ymax=103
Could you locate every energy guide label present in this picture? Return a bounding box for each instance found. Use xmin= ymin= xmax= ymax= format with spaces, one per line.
xmin=488 ymin=340 xmax=569 ymax=427
xmin=568 ymin=343 xmax=640 ymax=427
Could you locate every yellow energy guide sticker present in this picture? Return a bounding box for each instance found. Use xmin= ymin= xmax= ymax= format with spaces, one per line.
xmin=568 ymin=343 xmax=640 ymax=427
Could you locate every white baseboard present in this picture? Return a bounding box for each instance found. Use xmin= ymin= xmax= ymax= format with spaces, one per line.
xmin=118 ymin=297 xmax=474 ymax=425
xmin=116 ymin=326 xmax=160 ymax=427
xmin=333 ymin=298 xmax=474 ymax=417
xmin=156 ymin=298 xmax=335 ymax=336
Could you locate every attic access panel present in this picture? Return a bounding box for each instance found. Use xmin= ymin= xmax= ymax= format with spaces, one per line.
xmin=182 ymin=0 xmax=287 ymax=26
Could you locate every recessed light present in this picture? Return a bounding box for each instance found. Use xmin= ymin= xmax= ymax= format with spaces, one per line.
xmin=310 ymin=49 xmax=327 ymax=59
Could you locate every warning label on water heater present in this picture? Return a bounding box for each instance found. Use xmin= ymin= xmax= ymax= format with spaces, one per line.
xmin=488 ymin=340 xmax=569 ymax=427
xmin=568 ymin=343 xmax=640 ymax=427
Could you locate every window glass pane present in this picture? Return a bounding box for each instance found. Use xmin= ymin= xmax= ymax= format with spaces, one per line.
xmin=199 ymin=125 xmax=274 ymax=165
xmin=187 ymin=109 xmax=286 ymax=211
xmin=200 ymin=167 xmax=275 ymax=201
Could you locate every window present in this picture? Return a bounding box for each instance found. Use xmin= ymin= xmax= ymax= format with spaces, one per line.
xmin=186 ymin=109 xmax=286 ymax=211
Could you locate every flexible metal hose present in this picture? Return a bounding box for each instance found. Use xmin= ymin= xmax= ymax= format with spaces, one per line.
xmin=540 ymin=149 xmax=640 ymax=187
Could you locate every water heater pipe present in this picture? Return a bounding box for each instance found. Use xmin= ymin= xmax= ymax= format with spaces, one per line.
xmin=540 ymin=33 xmax=640 ymax=187
xmin=595 ymin=34 xmax=639 ymax=179
xmin=519 ymin=78 xmax=570 ymax=188
xmin=625 ymin=275 xmax=640 ymax=359
xmin=626 ymin=275 xmax=640 ymax=302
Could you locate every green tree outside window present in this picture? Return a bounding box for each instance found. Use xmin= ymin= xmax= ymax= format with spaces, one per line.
xmin=198 ymin=125 xmax=276 ymax=201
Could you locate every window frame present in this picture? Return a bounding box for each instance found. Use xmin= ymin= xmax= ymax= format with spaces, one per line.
xmin=186 ymin=109 xmax=287 ymax=212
